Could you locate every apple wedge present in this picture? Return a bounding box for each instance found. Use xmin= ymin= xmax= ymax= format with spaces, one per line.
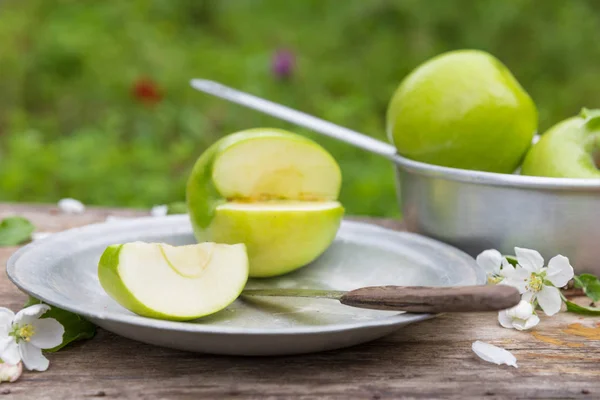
xmin=98 ymin=242 xmax=248 ymax=321
xmin=187 ymin=128 xmax=344 ymax=278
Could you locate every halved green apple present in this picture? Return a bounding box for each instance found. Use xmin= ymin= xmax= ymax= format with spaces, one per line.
xmin=98 ymin=242 xmax=248 ymax=321
xmin=186 ymin=128 xmax=344 ymax=278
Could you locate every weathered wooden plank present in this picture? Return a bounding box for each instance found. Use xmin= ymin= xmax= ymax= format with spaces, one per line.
xmin=0 ymin=203 xmax=598 ymax=399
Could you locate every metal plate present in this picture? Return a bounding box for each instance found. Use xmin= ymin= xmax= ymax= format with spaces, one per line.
xmin=7 ymin=216 xmax=484 ymax=355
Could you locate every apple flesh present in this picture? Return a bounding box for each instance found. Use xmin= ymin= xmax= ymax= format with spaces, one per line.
xmin=187 ymin=128 xmax=344 ymax=277
xmin=521 ymin=108 xmax=600 ymax=178
xmin=98 ymin=242 xmax=248 ymax=321
xmin=387 ymin=49 xmax=538 ymax=173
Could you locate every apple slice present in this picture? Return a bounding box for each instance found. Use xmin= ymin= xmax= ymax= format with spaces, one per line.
xmin=187 ymin=128 xmax=344 ymax=277
xmin=98 ymin=242 xmax=248 ymax=321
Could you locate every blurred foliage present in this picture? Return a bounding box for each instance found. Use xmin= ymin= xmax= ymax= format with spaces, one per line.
xmin=1 ymin=0 xmax=600 ymax=216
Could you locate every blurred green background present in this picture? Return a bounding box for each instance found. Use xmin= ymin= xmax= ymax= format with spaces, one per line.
xmin=1 ymin=0 xmax=599 ymax=216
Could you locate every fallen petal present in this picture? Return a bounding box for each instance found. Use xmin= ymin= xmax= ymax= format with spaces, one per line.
xmin=57 ymin=198 xmax=85 ymax=214
xmin=31 ymin=232 xmax=52 ymax=241
xmin=472 ymin=341 xmax=518 ymax=368
xmin=0 ymin=361 xmax=22 ymax=383
xmin=151 ymin=205 xmax=168 ymax=217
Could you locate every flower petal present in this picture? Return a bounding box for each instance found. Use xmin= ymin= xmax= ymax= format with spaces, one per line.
xmin=0 ymin=308 xmax=15 ymax=335
xmin=476 ymin=249 xmax=503 ymax=275
xmin=0 ymin=361 xmax=22 ymax=383
xmin=546 ymin=255 xmax=574 ymax=288
xmin=57 ymin=198 xmax=85 ymax=214
xmin=501 ymin=267 xmax=530 ymax=293
xmin=471 ymin=341 xmax=518 ymax=368
xmin=508 ymin=300 xmax=534 ymax=320
xmin=0 ymin=339 xmax=20 ymax=365
xmin=19 ymin=343 xmax=49 ymax=372
xmin=515 ymin=247 xmax=545 ymax=273
xmin=521 ymin=290 xmax=536 ymax=303
xmin=150 ymin=205 xmax=168 ymax=217
xmin=14 ymin=304 xmax=50 ymax=325
xmin=523 ymin=314 xmax=540 ymax=330
xmin=537 ymin=285 xmax=562 ymax=316
xmin=498 ymin=310 xmax=514 ymax=329
xmin=30 ymin=318 xmax=64 ymax=349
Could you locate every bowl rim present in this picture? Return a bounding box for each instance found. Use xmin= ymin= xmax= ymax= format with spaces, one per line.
xmin=392 ymin=153 xmax=600 ymax=190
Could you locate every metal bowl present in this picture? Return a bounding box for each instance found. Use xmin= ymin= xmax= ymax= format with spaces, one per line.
xmin=395 ymin=155 xmax=600 ymax=274
xmin=191 ymin=79 xmax=600 ymax=274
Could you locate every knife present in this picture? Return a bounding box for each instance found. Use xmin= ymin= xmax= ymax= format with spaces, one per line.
xmin=241 ymin=285 xmax=520 ymax=313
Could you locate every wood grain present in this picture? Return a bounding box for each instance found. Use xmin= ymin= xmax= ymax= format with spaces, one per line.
xmin=0 ymin=203 xmax=599 ymax=399
xmin=340 ymin=285 xmax=521 ymax=313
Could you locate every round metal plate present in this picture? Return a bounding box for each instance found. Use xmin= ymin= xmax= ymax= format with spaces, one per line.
xmin=7 ymin=216 xmax=484 ymax=355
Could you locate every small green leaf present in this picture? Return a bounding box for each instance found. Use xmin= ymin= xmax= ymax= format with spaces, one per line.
xmin=504 ymin=255 xmax=518 ymax=267
xmin=564 ymin=299 xmax=600 ymax=316
xmin=0 ymin=217 xmax=34 ymax=246
xmin=24 ymin=296 xmax=96 ymax=352
xmin=573 ymin=273 xmax=600 ymax=302
xmin=167 ymin=201 xmax=187 ymax=215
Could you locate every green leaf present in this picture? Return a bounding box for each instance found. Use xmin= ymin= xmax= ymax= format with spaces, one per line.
xmin=167 ymin=201 xmax=187 ymax=215
xmin=24 ymin=296 xmax=96 ymax=352
xmin=504 ymin=255 xmax=518 ymax=267
xmin=0 ymin=217 xmax=34 ymax=246
xmin=564 ymin=299 xmax=600 ymax=316
xmin=573 ymin=273 xmax=600 ymax=302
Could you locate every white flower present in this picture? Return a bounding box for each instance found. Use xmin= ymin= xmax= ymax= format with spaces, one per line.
xmin=503 ymin=248 xmax=574 ymax=316
xmin=57 ymin=198 xmax=85 ymax=214
xmin=151 ymin=205 xmax=168 ymax=217
xmin=472 ymin=341 xmax=518 ymax=368
xmin=476 ymin=249 xmax=512 ymax=284
xmin=0 ymin=305 xmax=64 ymax=371
xmin=498 ymin=300 xmax=540 ymax=331
xmin=0 ymin=361 xmax=22 ymax=383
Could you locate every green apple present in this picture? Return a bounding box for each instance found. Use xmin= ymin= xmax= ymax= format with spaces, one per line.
xmin=521 ymin=108 xmax=600 ymax=178
xmin=98 ymin=242 xmax=248 ymax=321
xmin=387 ymin=49 xmax=538 ymax=173
xmin=186 ymin=128 xmax=344 ymax=278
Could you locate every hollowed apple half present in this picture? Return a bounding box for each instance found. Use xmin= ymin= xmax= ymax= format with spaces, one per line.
xmin=186 ymin=128 xmax=344 ymax=277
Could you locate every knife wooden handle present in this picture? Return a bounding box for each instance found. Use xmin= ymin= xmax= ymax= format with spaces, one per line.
xmin=339 ymin=285 xmax=520 ymax=313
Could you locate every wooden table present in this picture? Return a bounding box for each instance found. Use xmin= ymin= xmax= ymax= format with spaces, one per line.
xmin=0 ymin=203 xmax=599 ymax=399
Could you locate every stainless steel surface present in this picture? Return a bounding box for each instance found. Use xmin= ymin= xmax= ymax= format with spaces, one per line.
xmin=191 ymin=80 xmax=600 ymax=274
xmin=7 ymin=216 xmax=483 ymax=356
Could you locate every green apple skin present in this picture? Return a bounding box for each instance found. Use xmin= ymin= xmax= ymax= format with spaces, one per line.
xmin=205 ymin=203 xmax=344 ymax=277
xmin=521 ymin=111 xmax=600 ymax=178
xmin=387 ymin=49 xmax=538 ymax=173
xmin=98 ymin=243 xmax=249 ymax=321
xmin=186 ymin=128 xmax=344 ymax=278
xmin=98 ymin=244 xmax=179 ymax=321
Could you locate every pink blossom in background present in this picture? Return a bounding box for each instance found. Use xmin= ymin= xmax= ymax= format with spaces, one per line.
xmin=271 ymin=49 xmax=295 ymax=80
